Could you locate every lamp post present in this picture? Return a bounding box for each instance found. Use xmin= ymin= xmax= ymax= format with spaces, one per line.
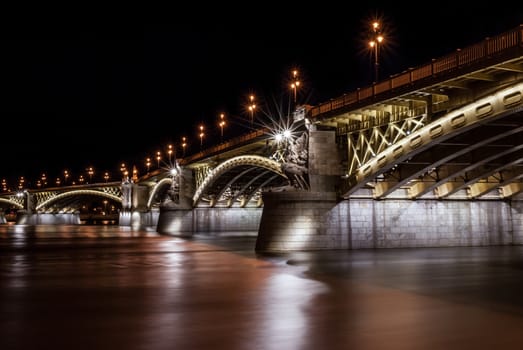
xmin=219 ymin=113 xmax=225 ymax=141
xmin=146 ymin=158 xmax=151 ymax=173
xmin=369 ymin=20 xmax=384 ymax=83
xmin=156 ymin=151 xmax=161 ymax=168
xmin=120 ymin=163 xmax=127 ymax=180
xmin=199 ymin=125 xmax=205 ymax=149
xmin=290 ymin=69 xmax=300 ymax=105
xmin=167 ymin=144 xmax=173 ymax=163
xmin=87 ymin=167 xmax=94 ymax=183
xmin=248 ymin=94 xmax=256 ymax=125
xmin=182 ymin=137 xmax=187 ymax=157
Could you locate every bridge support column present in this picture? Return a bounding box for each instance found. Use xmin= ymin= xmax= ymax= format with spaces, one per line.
xmin=255 ymin=191 xmax=339 ymax=252
xmin=119 ymin=181 xmax=158 ymax=229
xmin=15 ymin=213 xmax=81 ymax=225
xmin=156 ymin=208 xmax=194 ymax=237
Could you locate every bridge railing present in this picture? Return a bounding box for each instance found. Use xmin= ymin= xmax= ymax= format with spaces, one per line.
xmin=180 ymin=127 xmax=269 ymax=164
xmin=309 ymin=24 xmax=523 ymax=120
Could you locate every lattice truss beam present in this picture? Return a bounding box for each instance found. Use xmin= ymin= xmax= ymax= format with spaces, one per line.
xmin=192 ymin=155 xmax=288 ymax=208
xmin=34 ymin=187 xmax=122 ymax=213
xmin=340 ymin=82 xmax=523 ymax=200
xmin=346 ymin=111 xmax=428 ymax=175
xmin=194 ymin=165 xmax=212 ymax=190
xmin=0 ymin=195 xmax=24 ymax=209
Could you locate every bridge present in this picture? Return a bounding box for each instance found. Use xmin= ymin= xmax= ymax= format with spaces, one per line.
xmin=2 ymin=24 xmax=523 ymax=252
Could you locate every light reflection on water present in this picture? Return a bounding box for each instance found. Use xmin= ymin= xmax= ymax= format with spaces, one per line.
xmin=0 ymin=223 xmax=158 ymax=238
xmin=3 ymin=225 xmax=523 ymax=349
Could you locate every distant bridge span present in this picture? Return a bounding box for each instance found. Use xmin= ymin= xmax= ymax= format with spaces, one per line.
xmin=2 ymin=24 xmax=523 ymax=252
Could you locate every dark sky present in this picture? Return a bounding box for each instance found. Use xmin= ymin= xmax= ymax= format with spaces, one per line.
xmin=2 ymin=5 xmax=522 ymax=187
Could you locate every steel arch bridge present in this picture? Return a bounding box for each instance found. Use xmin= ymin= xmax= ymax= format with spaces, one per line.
xmin=142 ymin=133 xmax=294 ymax=210
xmin=191 ymin=155 xmax=287 ymax=207
xmin=2 ymin=25 xmax=523 ymax=217
xmin=337 ymin=82 xmax=523 ymax=200
xmin=0 ymin=183 xmax=123 ymax=213
xmin=308 ymin=25 xmax=523 ymax=201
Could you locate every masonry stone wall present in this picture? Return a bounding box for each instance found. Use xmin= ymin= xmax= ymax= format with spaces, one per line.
xmin=255 ymin=194 xmax=523 ymax=252
xmin=158 ymin=207 xmax=262 ymax=236
xmin=192 ymin=207 xmax=262 ymax=233
xmin=331 ymin=199 xmax=518 ymax=249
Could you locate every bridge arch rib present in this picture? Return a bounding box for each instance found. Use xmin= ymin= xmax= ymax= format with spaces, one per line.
xmin=36 ymin=189 xmax=122 ymax=211
xmin=0 ymin=198 xmax=24 ymax=209
xmin=342 ymin=81 xmax=523 ymax=199
xmin=147 ymin=178 xmax=173 ymax=209
xmin=192 ymin=155 xmax=288 ymax=207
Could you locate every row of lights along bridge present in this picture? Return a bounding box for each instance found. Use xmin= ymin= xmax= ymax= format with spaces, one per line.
xmin=2 ymin=19 xmax=385 ymax=192
xmin=1 ymin=68 xmax=304 ymax=192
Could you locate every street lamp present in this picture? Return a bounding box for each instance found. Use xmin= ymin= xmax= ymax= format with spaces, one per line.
xmin=290 ymin=69 xmax=300 ymax=105
xmin=156 ymin=151 xmax=161 ymax=168
xmin=248 ymin=94 xmax=256 ymax=125
xmin=219 ymin=113 xmax=226 ymax=141
xmin=104 ymin=172 xmax=110 ymax=182
xmin=182 ymin=137 xmax=187 ymax=157
xmin=18 ymin=176 xmax=25 ymax=190
xmin=199 ymin=125 xmax=205 ymax=149
xmin=146 ymin=158 xmax=151 ymax=173
xmin=120 ymin=163 xmax=127 ymax=180
xmin=167 ymin=144 xmax=173 ymax=163
xmin=369 ymin=20 xmax=384 ymax=83
xmin=87 ymin=167 xmax=94 ymax=183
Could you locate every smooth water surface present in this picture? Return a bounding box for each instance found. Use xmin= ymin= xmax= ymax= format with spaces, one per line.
xmin=2 ymin=224 xmax=523 ymax=349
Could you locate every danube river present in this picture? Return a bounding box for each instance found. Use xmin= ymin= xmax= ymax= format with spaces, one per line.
xmin=2 ymin=224 xmax=523 ymax=349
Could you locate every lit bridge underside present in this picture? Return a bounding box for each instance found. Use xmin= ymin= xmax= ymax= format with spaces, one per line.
xmin=310 ymin=25 xmax=523 ymax=200
xmin=183 ymin=131 xmax=288 ymax=208
xmin=0 ymin=183 xmax=122 ymax=213
xmin=137 ymin=129 xmax=290 ymax=210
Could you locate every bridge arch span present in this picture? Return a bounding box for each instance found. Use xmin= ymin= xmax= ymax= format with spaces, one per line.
xmin=192 ymin=155 xmax=287 ymax=207
xmin=343 ymin=81 xmax=523 ymax=199
xmin=36 ymin=189 xmax=122 ymax=211
xmin=147 ymin=178 xmax=173 ymax=209
xmin=0 ymin=198 xmax=24 ymax=209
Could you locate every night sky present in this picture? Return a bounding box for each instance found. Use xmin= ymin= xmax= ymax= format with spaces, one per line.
xmin=2 ymin=6 xmax=522 ymax=188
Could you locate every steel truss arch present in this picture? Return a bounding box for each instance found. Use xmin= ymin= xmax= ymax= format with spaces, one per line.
xmin=36 ymin=189 xmax=122 ymax=211
xmin=192 ymin=155 xmax=287 ymax=206
xmin=342 ymin=81 xmax=523 ymax=199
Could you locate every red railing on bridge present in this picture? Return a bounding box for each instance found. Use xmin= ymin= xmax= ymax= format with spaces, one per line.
xmin=309 ymin=24 xmax=523 ymax=119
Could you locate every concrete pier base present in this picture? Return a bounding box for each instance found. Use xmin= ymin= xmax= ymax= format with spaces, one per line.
xmin=257 ymin=195 xmax=523 ymax=252
xmin=119 ymin=209 xmax=159 ymax=230
xmin=256 ymin=191 xmax=338 ymax=252
xmin=157 ymin=208 xmax=194 ymax=237
xmin=16 ymin=212 xmax=81 ymax=225
xmin=157 ymin=206 xmax=262 ymax=237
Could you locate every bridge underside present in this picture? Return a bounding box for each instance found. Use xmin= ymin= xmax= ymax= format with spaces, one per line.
xmin=348 ymin=109 xmax=523 ymax=200
xmin=196 ymin=164 xmax=288 ymax=208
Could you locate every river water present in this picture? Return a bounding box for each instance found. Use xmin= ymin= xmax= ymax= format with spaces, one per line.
xmin=2 ymin=224 xmax=523 ymax=349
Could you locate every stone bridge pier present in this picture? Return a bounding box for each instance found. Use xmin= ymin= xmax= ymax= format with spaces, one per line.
xmin=15 ymin=192 xmax=82 ymax=225
xmin=256 ymin=128 xmax=343 ymax=251
xmin=119 ymin=180 xmax=160 ymax=229
xmin=153 ymin=128 xmax=523 ymax=253
xmin=255 ymin=130 xmax=523 ymax=253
